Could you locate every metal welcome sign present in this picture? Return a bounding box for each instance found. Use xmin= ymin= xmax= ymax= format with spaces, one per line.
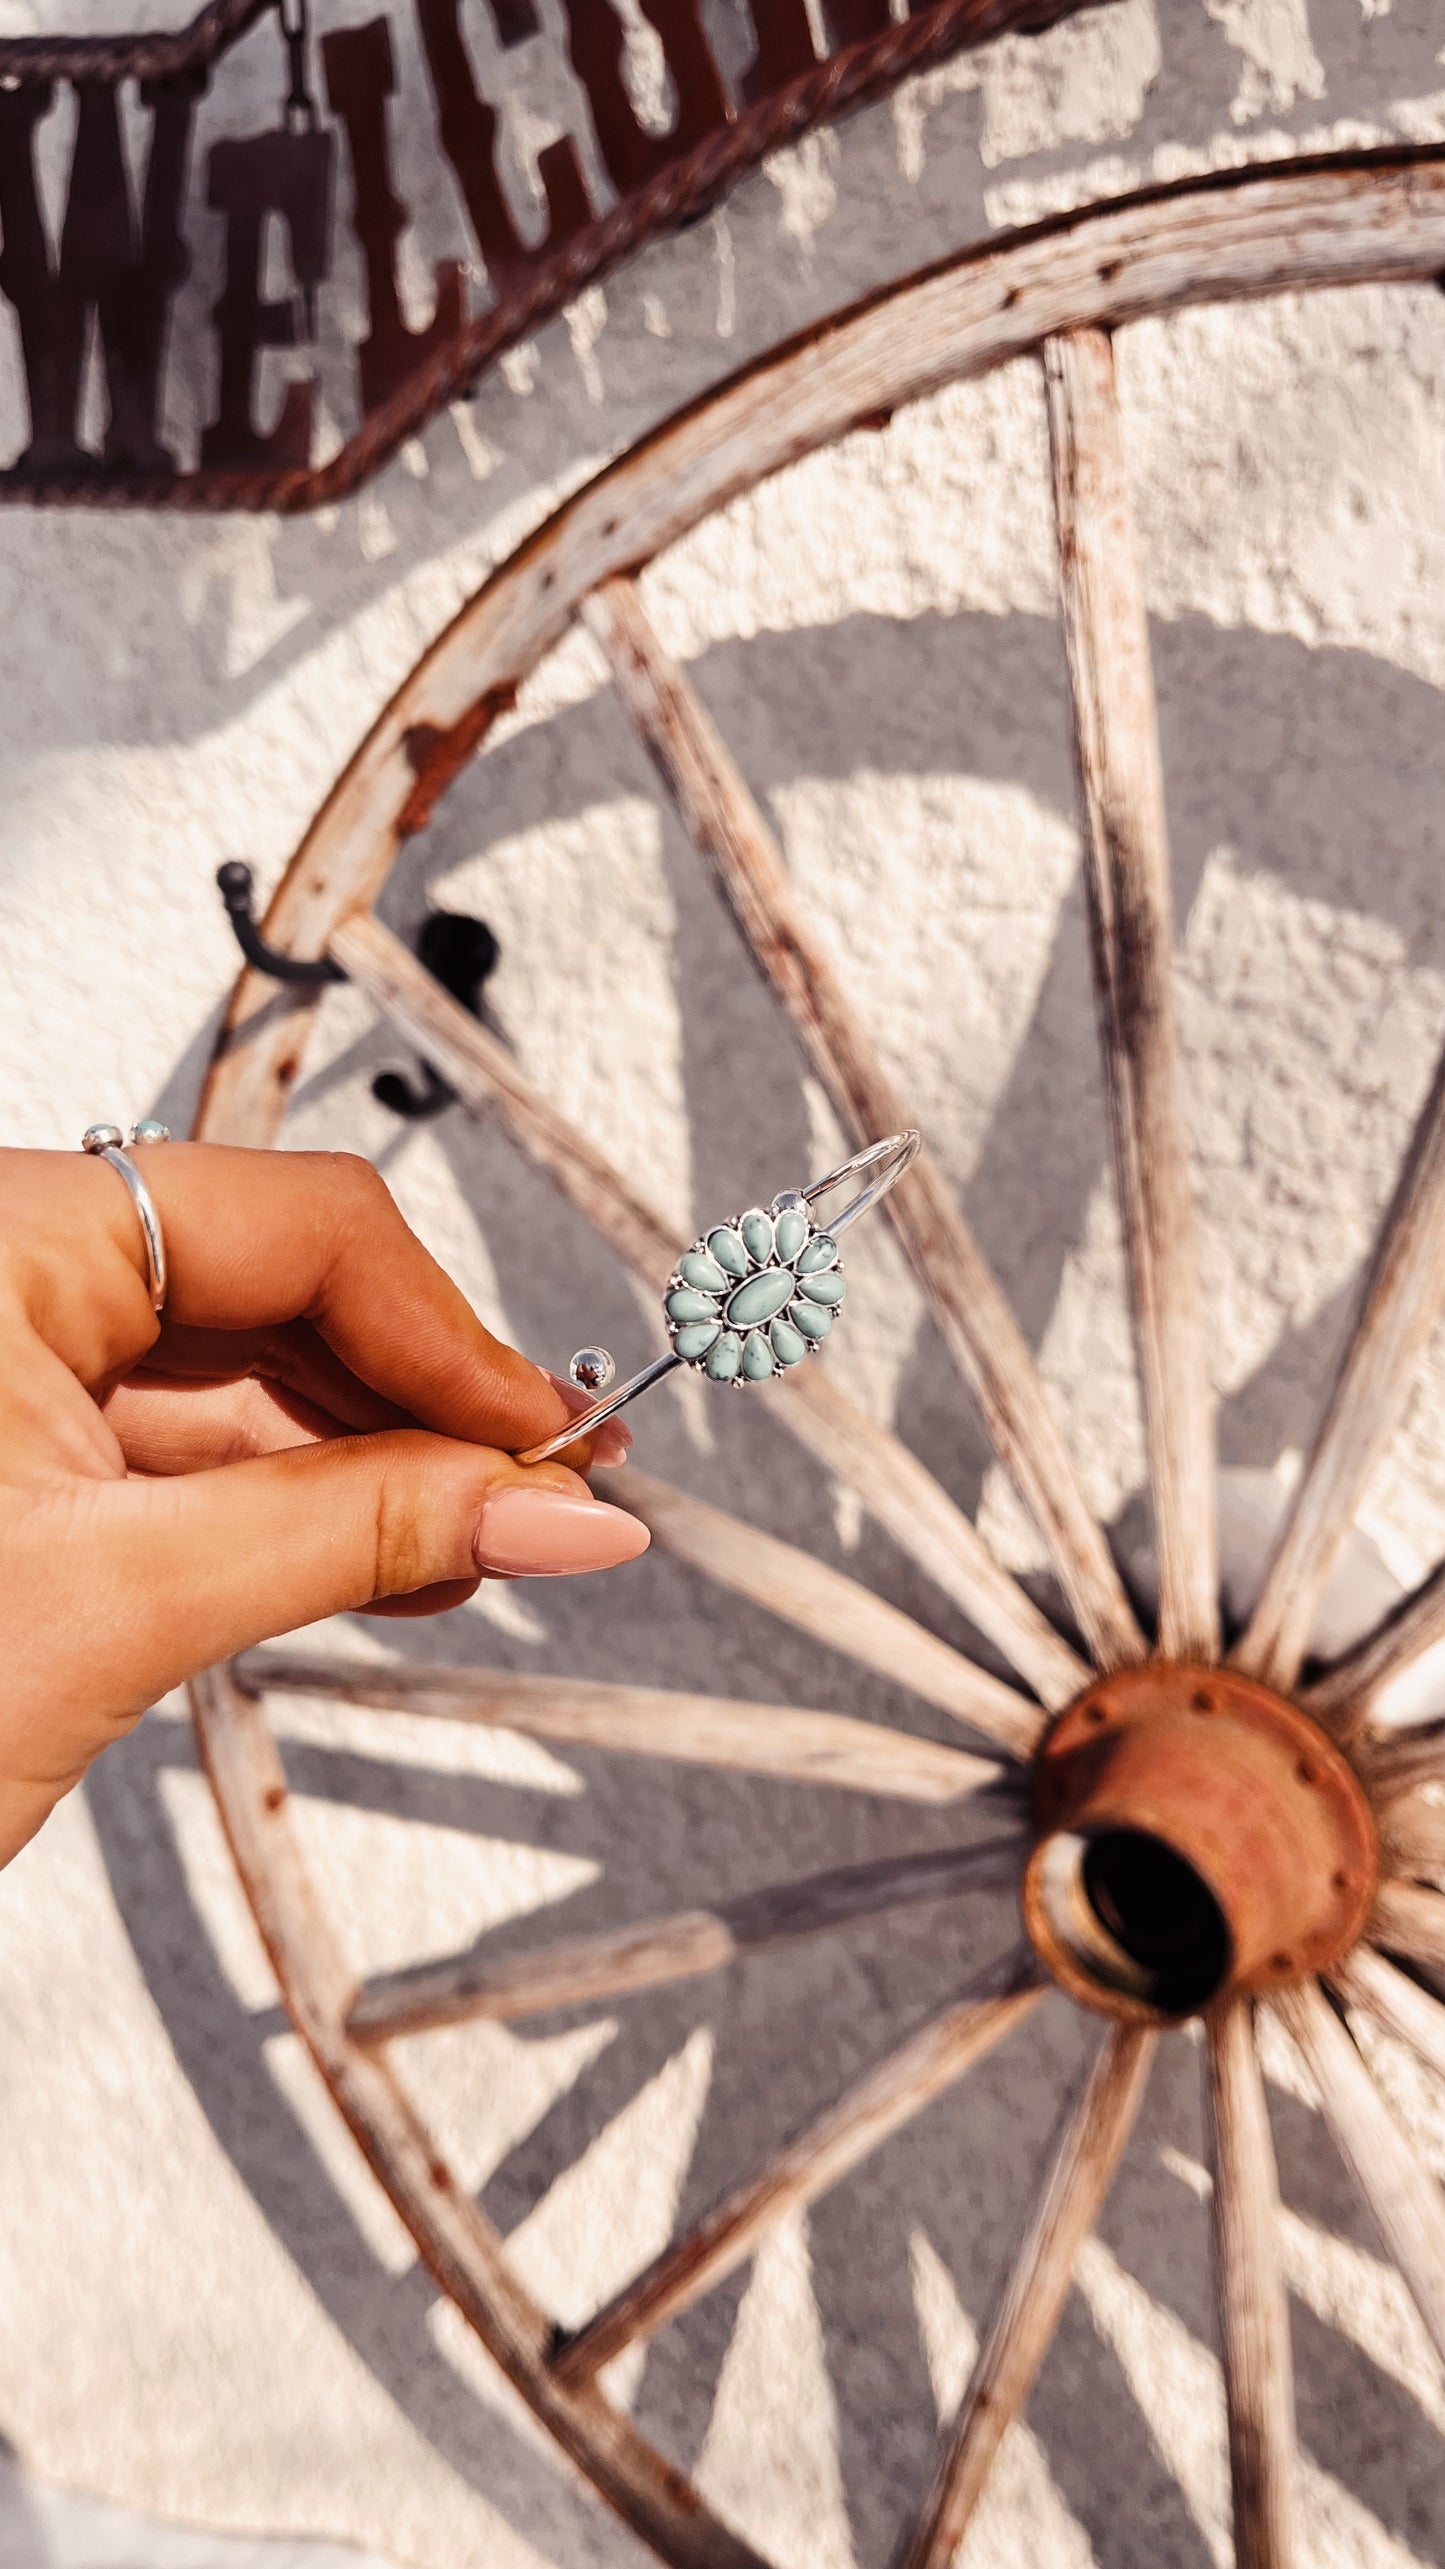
xmin=0 ymin=0 xmax=1098 ymax=510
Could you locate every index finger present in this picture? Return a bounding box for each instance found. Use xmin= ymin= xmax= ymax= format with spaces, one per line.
xmin=120 ymin=1145 xmax=578 ymax=1454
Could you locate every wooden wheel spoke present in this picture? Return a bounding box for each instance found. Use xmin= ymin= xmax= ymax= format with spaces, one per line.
xmin=1377 ymin=1792 xmax=1445 ymax=1889
xmin=1370 ymin=1878 xmax=1445 ymax=1976
xmin=331 ymin=909 xmax=680 ymax=1278
xmin=770 ymin=1368 xmax=1087 ymax=1711
xmin=896 ymin=2021 xmax=1156 ymax=2569
xmin=551 ymin=1950 xmax=1043 ymax=2390
xmin=581 ymin=574 xmax=1144 ymax=1673
xmin=1235 ymin=1042 xmax=1445 ymax=1695
xmin=1355 ymin=1719 xmax=1445 ymax=1801
xmin=1273 ymin=1977 xmax=1445 ymax=2370
xmin=1205 ymin=1996 xmax=1298 ymax=2568
xmin=619 ymin=1466 xmax=1038 ymax=1756
xmin=1302 ymin=1559 xmax=1445 ymax=1739
xmin=330 ymin=908 xmax=1085 ymax=1718
xmin=235 ymin=1650 xmax=1001 ymax=1804
xmin=1044 ymin=328 xmax=1218 ymax=1662
xmin=345 ymin=1834 xmax=1026 ymax=2045
xmin=1329 ymin=1945 xmax=1445 ymax=2084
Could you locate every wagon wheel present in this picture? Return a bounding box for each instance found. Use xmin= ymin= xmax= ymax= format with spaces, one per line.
xmin=188 ymin=148 xmax=1445 ymax=2569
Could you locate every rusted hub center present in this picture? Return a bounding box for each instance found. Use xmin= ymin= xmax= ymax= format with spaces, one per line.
xmin=1023 ymin=1663 xmax=1377 ymax=2022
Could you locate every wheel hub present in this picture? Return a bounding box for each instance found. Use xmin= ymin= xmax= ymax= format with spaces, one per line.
xmin=1023 ymin=1663 xmax=1378 ymax=2022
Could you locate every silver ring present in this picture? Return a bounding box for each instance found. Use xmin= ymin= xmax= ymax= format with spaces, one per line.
xmin=82 ymin=1121 xmax=171 ymax=1314
xmin=519 ymin=1129 xmax=920 ymax=1464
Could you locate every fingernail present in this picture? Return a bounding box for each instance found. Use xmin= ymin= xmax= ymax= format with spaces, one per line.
xmin=475 ymin=1485 xmax=650 ymax=1577
xmin=542 ymin=1368 xmax=593 ymax=1415
xmin=541 ymin=1368 xmax=632 ymax=1465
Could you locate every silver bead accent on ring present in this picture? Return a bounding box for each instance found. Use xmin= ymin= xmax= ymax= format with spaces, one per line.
xmin=81 ymin=1120 xmax=171 ymax=1312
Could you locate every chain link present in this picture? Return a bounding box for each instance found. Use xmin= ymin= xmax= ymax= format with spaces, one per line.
xmin=277 ymin=0 xmax=317 ymax=131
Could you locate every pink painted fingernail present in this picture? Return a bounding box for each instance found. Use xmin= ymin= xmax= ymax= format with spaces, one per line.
xmin=474 ymin=1485 xmax=650 ymax=1577
xmin=541 ymin=1367 xmax=632 ymax=1467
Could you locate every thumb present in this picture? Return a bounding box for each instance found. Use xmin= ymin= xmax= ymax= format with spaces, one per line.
xmin=9 ymin=1432 xmax=649 ymax=1771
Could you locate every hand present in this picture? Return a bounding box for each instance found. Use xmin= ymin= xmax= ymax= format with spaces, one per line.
xmin=0 ymin=1143 xmax=646 ymax=1866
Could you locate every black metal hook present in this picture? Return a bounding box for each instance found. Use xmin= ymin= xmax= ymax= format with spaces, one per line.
xmin=216 ymin=861 xmax=344 ymax=983
xmin=370 ymin=1058 xmax=456 ymax=1119
xmin=214 ymin=862 xmax=499 ymax=1120
xmin=371 ymin=910 xmax=499 ymax=1120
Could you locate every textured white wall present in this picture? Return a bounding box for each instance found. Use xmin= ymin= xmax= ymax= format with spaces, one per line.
xmin=4 ymin=4 xmax=1445 ymax=2567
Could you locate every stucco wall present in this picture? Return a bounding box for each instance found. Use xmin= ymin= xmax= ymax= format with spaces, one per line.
xmin=3 ymin=4 xmax=1445 ymax=2565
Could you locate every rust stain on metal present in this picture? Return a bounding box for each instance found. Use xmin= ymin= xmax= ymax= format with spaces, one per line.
xmin=1024 ymin=1662 xmax=1378 ymax=2021
xmin=398 ymin=679 xmax=520 ymax=834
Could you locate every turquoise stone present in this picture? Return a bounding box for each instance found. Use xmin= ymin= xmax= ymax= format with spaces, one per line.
xmin=726 ymin=1266 xmax=795 ymax=1328
xmin=740 ymin=1209 xmax=774 ymax=1266
xmin=673 ymin=1318 xmax=722 ymax=1361
xmin=796 ymin=1234 xmax=839 ymax=1276
xmin=769 ymin=1315 xmax=808 ymax=1367
xmin=795 ymin=1268 xmax=846 ymax=1309
xmin=741 ymin=1331 xmax=776 ymax=1381
xmin=790 ymin=1297 xmax=832 ymax=1341
xmin=667 ymin=1286 xmax=719 ymax=1323
xmin=679 ymin=1250 xmax=728 ymax=1293
xmin=774 ymin=1207 xmax=809 ymax=1264
xmin=708 ymin=1226 xmax=748 ymax=1278
xmin=705 ymin=1330 xmax=743 ymax=1383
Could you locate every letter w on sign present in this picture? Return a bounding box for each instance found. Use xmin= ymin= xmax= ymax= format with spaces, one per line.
xmin=0 ymin=75 xmax=197 ymax=474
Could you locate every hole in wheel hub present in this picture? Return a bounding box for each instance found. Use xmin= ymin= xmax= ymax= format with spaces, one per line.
xmin=1084 ymin=1828 xmax=1232 ymax=2012
xmin=1028 ymin=1827 xmax=1233 ymax=2016
xmin=1023 ymin=1663 xmax=1378 ymax=2023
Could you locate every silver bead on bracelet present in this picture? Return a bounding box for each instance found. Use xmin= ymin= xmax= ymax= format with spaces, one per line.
xmin=82 ymin=1121 xmax=171 ymax=1314
xmin=518 ymin=1129 xmax=920 ymax=1464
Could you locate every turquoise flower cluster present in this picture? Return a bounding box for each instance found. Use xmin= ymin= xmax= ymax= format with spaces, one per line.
xmin=663 ymin=1192 xmax=846 ymax=1384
